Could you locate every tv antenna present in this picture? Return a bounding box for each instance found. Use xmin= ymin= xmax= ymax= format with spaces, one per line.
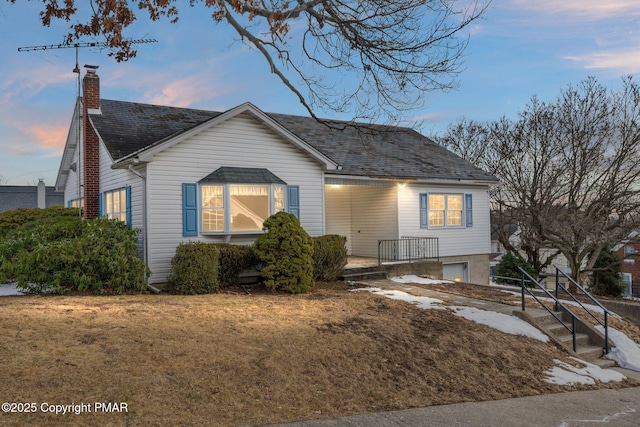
xmin=17 ymin=38 xmax=157 ymax=217
xmin=18 ymin=39 xmax=157 ymax=73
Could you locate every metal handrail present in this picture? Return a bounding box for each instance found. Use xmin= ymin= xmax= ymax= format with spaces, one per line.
xmin=555 ymin=268 xmax=611 ymax=354
xmin=518 ymin=267 xmax=579 ymax=352
xmin=490 ymin=275 xmax=534 ymax=286
xmin=377 ymin=237 xmax=439 ymax=265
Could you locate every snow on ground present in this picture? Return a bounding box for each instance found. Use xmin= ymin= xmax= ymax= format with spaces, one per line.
xmin=391 ymin=275 xmax=453 ymax=285
xmin=596 ymin=326 xmax=640 ymax=372
xmin=450 ymin=305 xmax=549 ymax=342
xmin=355 ymin=285 xmax=549 ymax=342
xmin=360 ymin=277 xmax=640 ymax=382
xmin=545 ymin=357 xmax=626 ymax=385
xmin=0 ymin=283 xmax=26 ymax=296
xmin=355 ymin=287 xmax=445 ymax=310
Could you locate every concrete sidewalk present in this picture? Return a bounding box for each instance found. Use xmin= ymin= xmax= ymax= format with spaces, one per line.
xmin=264 ymin=386 xmax=640 ymax=426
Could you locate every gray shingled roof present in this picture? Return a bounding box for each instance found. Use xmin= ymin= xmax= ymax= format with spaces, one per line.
xmin=0 ymin=186 xmax=64 ymax=213
xmin=92 ymin=99 xmax=220 ymax=160
xmin=90 ymin=100 xmax=497 ymax=182
xmin=199 ymin=167 xmax=287 ymax=184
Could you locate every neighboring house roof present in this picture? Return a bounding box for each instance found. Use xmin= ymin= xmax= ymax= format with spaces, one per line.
xmin=87 ymin=99 xmax=498 ymax=184
xmin=0 ymin=185 xmax=64 ymax=213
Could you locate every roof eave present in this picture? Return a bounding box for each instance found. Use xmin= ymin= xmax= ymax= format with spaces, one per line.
xmin=55 ymin=99 xmax=82 ymax=192
xmin=112 ymin=102 xmax=340 ymax=171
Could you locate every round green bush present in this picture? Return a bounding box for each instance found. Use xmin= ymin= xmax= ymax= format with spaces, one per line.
xmin=253 ymin=212 xmax=314 ymax=293
xmin=168 ymin=242 xmax=220 ymax=294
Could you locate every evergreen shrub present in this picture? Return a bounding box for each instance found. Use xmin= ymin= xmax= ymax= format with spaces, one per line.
xmin=168 ymin=242 xmax=220 ymax=294
xmin=216 ymin=243 xmax=259 ymax=285
xmin=253 ymin=212 xmax=314 ymax=293
xmin=313 ymin=234 xmax=348 ymax=281
xmin=495 ymin=251 xmax=535 ymax=285
xmin=1 ymin=218 xmax=148 ymax=294
xmin=590 ymin=247 xmax=624 ymax=297
xmin=0 ymin=206 xmax=80 ymax=239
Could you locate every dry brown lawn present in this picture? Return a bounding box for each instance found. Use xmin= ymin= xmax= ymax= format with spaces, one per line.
xmin=0 ymin=282 xmax=638 ymax=427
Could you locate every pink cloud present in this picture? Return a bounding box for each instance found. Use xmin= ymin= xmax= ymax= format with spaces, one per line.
xmin=141 ymin=71 xmax=230 ymax=107
xmin=565 ymin=49 xmax=640 ymax=74
xmin=28 ymin=124 xmax=67 ymax=151
xmin=509 ymin=0 xmax=640 ymax=20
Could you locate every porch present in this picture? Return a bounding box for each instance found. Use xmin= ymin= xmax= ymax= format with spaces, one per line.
xmin=342 ymin=255 xmax=443 ymax=282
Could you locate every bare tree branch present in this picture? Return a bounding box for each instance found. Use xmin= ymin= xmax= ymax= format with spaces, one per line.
xmin=8 ymin=0 xmax=490 ymax=124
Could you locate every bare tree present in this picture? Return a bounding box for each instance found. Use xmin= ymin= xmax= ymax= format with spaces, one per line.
xmin=437 ymin=77 xmax=640 ymax=283
xmin=8 ymin=0 xmax=489 ymax=124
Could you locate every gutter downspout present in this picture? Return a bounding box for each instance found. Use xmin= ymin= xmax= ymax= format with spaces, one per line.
xmin=128 ymin=165 xmax=158 ymax=293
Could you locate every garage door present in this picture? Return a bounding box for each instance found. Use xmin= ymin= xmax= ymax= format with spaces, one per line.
xmin=443 ymin=262 xmax=468 ymax=283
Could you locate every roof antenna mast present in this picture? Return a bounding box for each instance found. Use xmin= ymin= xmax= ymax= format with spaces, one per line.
xmin=17 ymin=38 xmax=157 ymax=216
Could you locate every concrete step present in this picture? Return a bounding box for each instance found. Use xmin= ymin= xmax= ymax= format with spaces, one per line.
xmin=575 ymin=345 xmax=605 ymax=362
xmin=340 ymin=270 xmax=387 ymax=281
xmin=589 ymin=357 xmax=616 ymax=369
xmin=528 ymin=310 xmax=565 ymax=327
xmin=554 ymin=332 xmax=591 ymax=348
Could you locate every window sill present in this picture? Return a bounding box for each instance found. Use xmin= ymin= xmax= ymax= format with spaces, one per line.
xmin=201 ymin=230 xmax=266 ymax=236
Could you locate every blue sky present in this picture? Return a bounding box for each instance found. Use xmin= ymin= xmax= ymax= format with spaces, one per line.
xmin=1 ymin=0 xmax=639 ymax=186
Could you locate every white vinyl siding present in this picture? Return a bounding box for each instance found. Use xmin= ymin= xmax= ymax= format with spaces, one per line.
xmin=62 ymin=142 xmax=83 ymax=206
xmin=99 ymin=143 xmax=144 ymax=233
xmin=326 ymin=185 xmax=397 ymax=258
xmin=146 ymin=112 xmax=325 ymax=284
xmin=325 ymin=185 xmax=353 ymax=254
xmin=399 ymin=184 xmax=490 ymax=257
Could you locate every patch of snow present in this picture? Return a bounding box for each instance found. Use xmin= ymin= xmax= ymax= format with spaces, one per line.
xmin=391 ymin=275 xmax=453 ymax=285
xmin=0 ymin=283 xmax=27 ymax=296
xmin=450 ymin=306 xmax=549 ymax=342
xmin=545 ymin=358 xmax=626 ymax=385
xmin=352 ymin=287 xmax=445 ymax=310
xmin=595 ymin=326 xmax=640 ymax=372
xmin=355 ymin=287 xmax=549 ymax=341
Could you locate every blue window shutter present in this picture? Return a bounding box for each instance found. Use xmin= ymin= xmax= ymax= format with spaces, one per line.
xmin=182 ymin=183 xmax=198 ymax=237
xmin=98 ymin=192 xmax=103 ymax=217
xmin=419 ymin=193 xmax=428 ymax=228
xmin=465 ymin=193 xmax=473 ymax=227
xmin=287 ymin=185 xmax=300 ymax=220
xmin=125 ymin=186 xmax=132 ymax=229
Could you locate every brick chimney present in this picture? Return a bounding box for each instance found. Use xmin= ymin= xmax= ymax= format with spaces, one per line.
xmin=83 ymin=65 xmax=100 ymax=220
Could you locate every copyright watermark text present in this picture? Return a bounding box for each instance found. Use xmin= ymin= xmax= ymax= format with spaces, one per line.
xmin=2 ymin=402 xmax=128 ymax=415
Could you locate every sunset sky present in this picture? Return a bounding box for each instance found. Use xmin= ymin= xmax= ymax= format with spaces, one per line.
xmin=1 ymin=1 xmax=639 ymax=186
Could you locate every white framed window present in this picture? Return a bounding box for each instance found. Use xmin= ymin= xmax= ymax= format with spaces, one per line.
xmin=102 ymin=187 xmax=129 ymax=224
xmin=199 ymin=183 xmax=287 ymax=234
xmin=182 ymin=168 xmax=299 ymax=237
xmin=420 ymin=193 xmax=468 ymax=228
xmin=202 ymin=185 xmax=224 ymax=232
xmin=624 ymin=245 xmax=635 ymax=258
xmin=68 ymin=198 xmax=84 ymax=208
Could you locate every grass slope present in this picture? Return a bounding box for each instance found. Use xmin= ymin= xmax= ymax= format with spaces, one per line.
xmin=0 ymin=283 xmax=637 ymax=426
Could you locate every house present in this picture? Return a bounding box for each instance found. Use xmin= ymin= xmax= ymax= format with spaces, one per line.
xmin=0 ymin=180 xmax=64 ymax=213
xmin=614 ymin=235 xmax=640 ymax=296
xmin=55 ymin=67 xmax=499 ymax=286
